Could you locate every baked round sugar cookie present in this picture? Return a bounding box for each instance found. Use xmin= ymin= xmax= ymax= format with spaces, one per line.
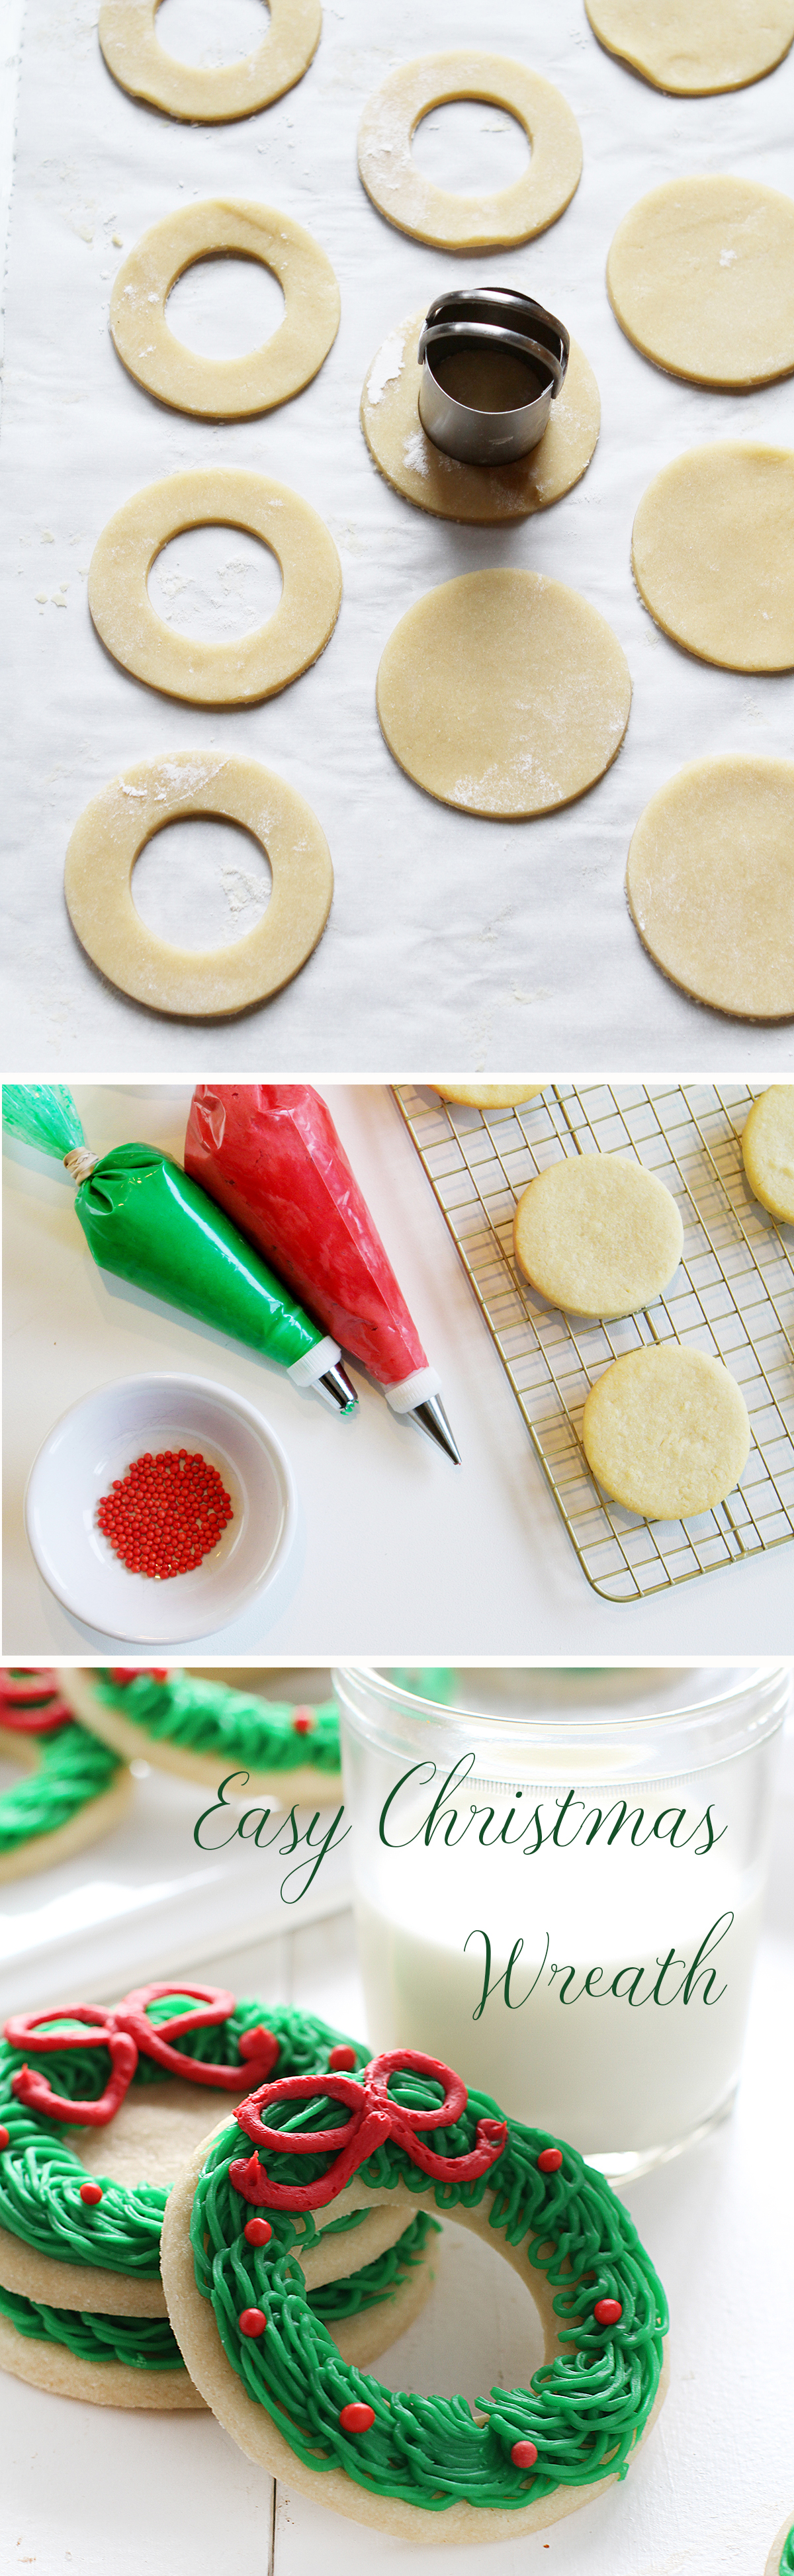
xmin=377 ymin=572 xmax=631 ymax=820
xmin=582 ymin=1345 xmax=750 ymax=1520
xmin=361 ymin=312 xmax=599 ymax=523
xmin=584 ymin=0 xmax=794 ymax=95
xmin=58 ymin=1667 xmax=341 ymax=1806
xmin=632 ymin=443 xmax=794 ymax=671
xmin=110 ymin=200 xmax=340 ymax=422
xmin=607 ymin=177 xmax=794 ymax=390
xmin=513 ymin=1155 xmax=683 ymax=1317
xmin=742 ymin=1089 xmax=794 ymax=1222
xmin=437 ymin=1086 xmax=547 ymax=1108
xmin=626 ymin=755 xmax=794 ymax=1021
xmin=357 ymin=52 xmax=582 ymax=251
xmin=0 ymin=1671 xmax=132 ymax=1887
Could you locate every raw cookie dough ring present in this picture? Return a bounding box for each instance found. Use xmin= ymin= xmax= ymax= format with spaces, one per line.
xmin=58 ymin=1666 xmax=342 ymax=1805
xmin=513 ymin=1154 xmax=684 ymax=1319
xmin=584 ymin=0 xmax=794 ymax=95
xmin=357 ymin=52 xmax=582 ymax=252
xmin=376 ymin=570 xmax=632 ymax=821
xmin=110 ymin=200 xmax=340 ymax=421
xmin=582 ymin=1343 xmax=751 ymax=1521
xmin=88 ymin=467 xmax=342 ymax=706
xmin=99 ymin=0 xmax=322 ymax=124
xmin=161 ymin=2049 xmax=668 ymax=2541
xmin=625 ymin=755 xmax=794 ymax=1022
xmin=607 ymin=177 xmax=794 ymax=391
xmin=361 ymin=312 xmax=599 ymax=521
xmin=0 ymin=1670 xmax=132 ymax=1887
xmin=631 ymin=442 xmax=794 ymax=672
xmin=64 ymin=750 xmax=333 ymax=1020
xmin=766 ymin=2520 xmax=794 ymax=2576
xmin=741 ymin=1089 xmax=794 ymax=1223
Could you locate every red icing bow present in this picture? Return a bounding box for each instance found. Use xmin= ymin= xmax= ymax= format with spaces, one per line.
xmin=5 ymin=1987 xmax=279 ymax=2128
xmin=229 ymin=2049 xmax=508 ymax=2211
xmin=0 ymin=1669 xmax=71 ymax=1732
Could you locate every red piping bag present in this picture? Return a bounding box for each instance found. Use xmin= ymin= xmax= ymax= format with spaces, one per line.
xmin=184 ymin=1088 xmax=460 ymax=1462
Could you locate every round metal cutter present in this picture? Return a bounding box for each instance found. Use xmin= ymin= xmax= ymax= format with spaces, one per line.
xmin=418 ymin=287 xmax=569 ymax=466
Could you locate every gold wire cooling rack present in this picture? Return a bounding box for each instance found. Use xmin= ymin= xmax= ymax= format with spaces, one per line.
xmin=394 ymin=1083 xmax=794 ymax=1605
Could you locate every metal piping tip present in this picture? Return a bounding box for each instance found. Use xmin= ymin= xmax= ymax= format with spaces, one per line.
xmin=318 ymin=1361 xmax=357 ymax=1415
xmin=411 ymin=1394 xmax=461 ymax=1465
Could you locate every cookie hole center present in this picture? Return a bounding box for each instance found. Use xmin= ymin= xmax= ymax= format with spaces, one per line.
xmin=148 ymin=524 xmax=283 ymax=641
xmin=132 ymin=816 xmax=272 ymax=950
xmin=375 ymin=2217 xmax=547 ymax=2409
xmin=155 ymin=0 xmax=270 ymax=69
xmin=411 ymin=100 xmax=531 ymax=196
xmin=167 ymin=255 xmax=285 ymax=361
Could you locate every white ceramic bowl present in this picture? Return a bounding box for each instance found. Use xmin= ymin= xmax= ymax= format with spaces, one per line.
xmin=24 ymin=1374 xmax=297 ymax=1643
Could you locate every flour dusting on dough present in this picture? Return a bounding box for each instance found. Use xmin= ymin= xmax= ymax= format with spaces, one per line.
xmin=367 ymin=330 xmax=406 ymax=406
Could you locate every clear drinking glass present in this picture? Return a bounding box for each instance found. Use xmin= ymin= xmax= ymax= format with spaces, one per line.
xmin=333 ymin=1664 xmax=789 ymax=2178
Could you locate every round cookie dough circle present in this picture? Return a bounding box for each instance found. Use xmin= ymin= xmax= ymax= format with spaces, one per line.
xmin=626 ymin=754 xmax=794 ymax=1021
xmin=513 ymin=1155 xmax=684 ymax=1317
xmin=607 ymin=177 xmax=794 ymax=389
xmin=110 ymin=200 xmax=340 ymax=421
xmin=631 ymin=442 xmax=794 ymax=671
xmin=584 ymin=0 xmax=794 ymax=95
xmin=376 ymin=570 xmax=631 ymax=820
xmin=357 ymin=52 xmax=582 ymax=251
xmin=64 ymin=751 xmax=333 ymax=1019
xmin=742 ymin=1088 xmax=794 ymax=1221
xmin=437 ymin=1085 xmax=547 ymax=1107
xmin=88 ymin=468 xmax=341 ymax=707
xmin=582 ymin=1344 xmax=750 ymax=1520
xmin=99 ymin=0 xmax=322 ymax=124
xmin=361 ymin=312 xmax=599 ymax=522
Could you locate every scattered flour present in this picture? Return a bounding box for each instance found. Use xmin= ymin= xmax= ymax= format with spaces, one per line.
xmin=367 ymin=328 xmax=405 ymax=405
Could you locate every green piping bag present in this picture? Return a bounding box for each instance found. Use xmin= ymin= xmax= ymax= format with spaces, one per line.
xmin=2 ymin=1088 xmax=355 ymax=1414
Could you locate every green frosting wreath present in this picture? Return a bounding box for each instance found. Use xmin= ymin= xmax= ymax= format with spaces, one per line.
xmin=189 ymin=2061 xmax=668 ymax=2514
xmin=0 ymin=1705 xmax=122 ymax=1863
xmin=92 ymin=1669 xmax=341 ymax=1775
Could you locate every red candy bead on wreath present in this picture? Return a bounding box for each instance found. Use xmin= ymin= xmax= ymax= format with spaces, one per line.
xmin=594 ymin=2297 xmax=623 ymax=2327
xmin=228 ymin=2049 xmax=507 ymax=2211
xmin=0 ymin=1669 xmax=73 ymax=1732
xmin=5 ymin=1985 xmax=280 ymax=2127
xmin=290 ymin=1708 xmax=316 ymax=1734
xmin=0 ymin=2126 xmax=11 ymax=2151
xmin=238 ymin=2309 xmax=267 ymax=2338
xmin=537 ymin=2147 xmax=563 ymax=2174
xmin=511 ymin=2440 xmax=538 ymax=2467
xmin=79 ymin=2182 xmax=103 ymax=2205
xmin=328 ymin=2046 xmax=357 ymax=2070
xmin=243 ymin=2217 xmax=273 ymax=2246
xmin=339 ymin=2402 xmax=376 ymax=2434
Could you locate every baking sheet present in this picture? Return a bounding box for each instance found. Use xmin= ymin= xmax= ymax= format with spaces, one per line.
xmin=1 ymin=0 xmax=794 ymax=1073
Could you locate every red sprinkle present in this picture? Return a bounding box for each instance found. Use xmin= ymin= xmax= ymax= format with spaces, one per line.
xmin=511 ymin=2440 xmax=538 ymax=2468
xmin=537 ymin=2147 xmax=563 ymax=2174
xmin=96 ymin=1454 xmax=233 ymax=1581
xmin=243 ymin=2217 xmax=273 ymax=2246
xmin=291 ymin=1708 xmax=315 ymax=1734
xmin=79 ymin=2182 xmax=103 ymax=2205
xmin=339 ymin=2402 xmax=375 ymax=2434
xmin=0 ymin=2125 xmax=9 ymax=2151
xmin=328 ymin=2047 xmax=357 ymax=2071
xmin=238 ymin=2308 xmax=267 ymax=2338
xmin=594 ymin=2298 xmax=622 ymax=2327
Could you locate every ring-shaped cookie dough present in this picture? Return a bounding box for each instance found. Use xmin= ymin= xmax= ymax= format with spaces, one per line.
xmin=88 ymin=467 xmax=341 ymax=706
xmin=59 ymin=1666 xmax=342 ymax=1806
xmin=607 ymin=178 xmax=794 ymax=391
xmin=98 ymin=0 xmax=322 ymax=124
xmin=626 ymin=755 xmax=794 ymax=1022
xmin=357 ymin=52 xmax=582 ymax=251
xmin=0 ymin=1674 xmax=132 ymax=1888
xmin=741 ymin=1088 xmax=794 ymax=1223
xmin=110 ymin=200 xmax=340 ymax=420
xmin=161 ymin=2056 xmax=668 ymax=2541
xmin=632 ymin=442 xmax=794 ymax=672
xmin=361 ymin=312 xmax=599 ymax=521
xmin=584 ymin=0 xmax=794 ymax=95
xmin=64 ymin=751 xmax=333 ymax=1020
xmin=376 ymin=570 xmax=631 ymax=821
xmin=582 ymin=1343 xmax=751 ymax=1520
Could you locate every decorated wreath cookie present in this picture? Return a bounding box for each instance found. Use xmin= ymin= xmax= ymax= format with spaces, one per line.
xmin=0 ymin=1669 xmax=132 ymax=1885
xmin=0 ymin=1988 xmax=428 ymax=2409
xmin=161 ymin=2047 xmax=669 ymax=2543
xmin=57 ymin=1666 xmax=341 ymax=1804
xmin=766 ymin=2520 xmax=794 ymax=2576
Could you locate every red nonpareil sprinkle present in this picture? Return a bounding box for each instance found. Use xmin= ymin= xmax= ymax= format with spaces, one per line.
xmin=0 ymin=2126 xmax=9 ymax=2151
xmin=79 ymin=2182 xmax=103 ymax=2205
xmin=339 ymin=2403 xmax=375 ymax=2434
xmin=238 ymin=2308 xmax=267 ymax=2338
xmin=96 ymin=1453 xmax=233 ymax=1580
xmin=328 ymin=2047 xmax=357 ymax=2071
xmin=243 ymin=2217 xmax=273 ymax=2246
xmin=537 ymin=2147 xmax=563 ymax=2174
xmin=290 ymin=1707 xmax=315 ymax=1734
xmin=511 ymin=2439 xmax=538 ymax=2468
xmin=594 ymin=2297 xmax=623 ymax=2327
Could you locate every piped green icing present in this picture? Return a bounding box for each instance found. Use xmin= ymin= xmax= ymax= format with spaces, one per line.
xmin=780 ymin=2528 xmax=794 ymax=2574
xmin=191 ymin=2069 xmax=668 ymax=2513
xmin=94 ymin=1671 xmax=341 ymax=1774
xmin=0 ymin=1999 xmax=367 ymax=2279
xmin=0 ymin=1722 xmax=121 ymax=1856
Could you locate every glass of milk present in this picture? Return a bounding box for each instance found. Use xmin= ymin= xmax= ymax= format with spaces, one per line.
xmin=333 ymin=1665 xmax=789 ymax=2178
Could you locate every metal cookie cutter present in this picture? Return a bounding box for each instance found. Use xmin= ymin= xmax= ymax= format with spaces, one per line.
xmin=418 ymin=289 xmax=569 ymax=466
